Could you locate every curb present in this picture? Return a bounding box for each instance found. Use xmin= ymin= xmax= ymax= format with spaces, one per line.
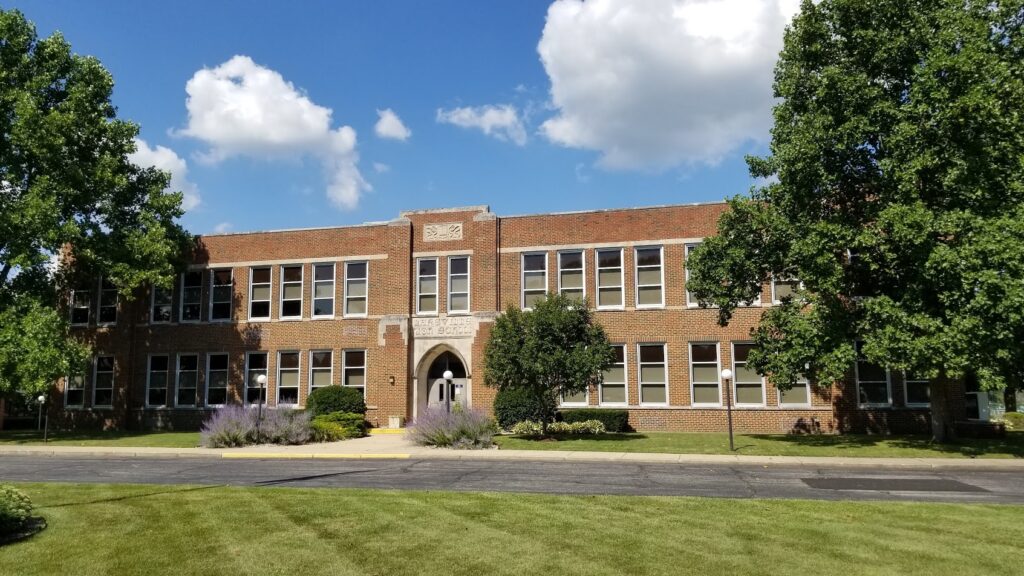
xmin=222 ymin=453 xmax=411 ymax=460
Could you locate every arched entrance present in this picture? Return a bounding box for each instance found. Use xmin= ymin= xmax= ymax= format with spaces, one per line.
xmin=414 ymin=346 xmax=470 ymax=417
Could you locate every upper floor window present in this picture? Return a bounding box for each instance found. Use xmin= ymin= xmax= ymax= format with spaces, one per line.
xmin=904 ymin=373 xmax=930 ymax=407
xmin=690 ymin=342 xmax=721 ymax=406
xmin=98 ymin=278 xmax=118 ymax=325
xmin=344 ymin=261 xmax=368 ymax=317
xmin=685 ymin=243 xmax=701 ymax=307
xmin=522 ymin=253 xmax=547 ymax=310
xmin=558 ymin=251 xmax=585 ymax=302
xmin=93 ymin=355 xmax=115 ymax=407
xmin=595 ymin=248 xmax=623 ymax=309
xmin=635 ymin=246 xmax=664 ymax=308
xmin=70 ymin=286 xmax=91 ymax=325
xmin=417 ymin=258 xmax=439 ymax=315
xmin=448 ymin=256 xmax=470 ymax=314
xmin=280 ymin=265 xmax=303 ymax=319
xmin=312 ymin=263 xmax=335 ymax=318
xmin=249 ymin=267 xmax=271 ymax=320
xmin=180 ymin=271 xmax=202 ymax=322
xmin=599 ymin=345 xmax=627 ymax=405
xmin=638 ymin=343 xmax=668 ymax=405
xmin=151 ymin=285 xmax=172 ymax=323
xmin=772 ymin=275 xmax=801 ymax=304
xmin=731 ymin=343 xmax=764 ymax=406
xmin=855 ymin=342 xmax=890 ymax=407
xmin=210 ymin=269 xmax=233 ymax=321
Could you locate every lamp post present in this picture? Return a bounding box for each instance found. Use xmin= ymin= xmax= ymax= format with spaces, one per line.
xmin=442 ymin=370 xmax=454 ymax=413
xmin=36 ymin=394 xmax=48 ymax=442
xmin=255 ymin=374 xmax=267 ymax=442
xmin=721 ymin=368 xmax=734 ymax=452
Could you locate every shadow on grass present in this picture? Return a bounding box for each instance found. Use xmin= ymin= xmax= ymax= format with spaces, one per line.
xmin=0 ymin=517 xmax=47 ymax=547
xmin=0 ymin=430 xmax=194 ymax=445
xmin=746 ymin=431 xmax=1024 ymax=458
xmin=41 ymin=484 xmax=223 ymax=509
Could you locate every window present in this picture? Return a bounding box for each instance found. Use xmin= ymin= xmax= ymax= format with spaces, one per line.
xmin=904 ymin=373 xmax=930 ymax=407
xmin=685 ymin=243 xmax=701 ymax=307
xmin=309 ymin=350 xmax=333 ymax=391
xmin=312 ymin=263 xmax=335 ymax=317
xmin=245 ymin=352 xmax=268 ymax=405
xmin=600 ymin=345 xmax=627 ymax=405
xmin=690 ymin=343 xmax=721 ymax=406
xmin=344 ymin=261 xmax=368 ymax=317
xmin=635 ymin=246 xmax=664 ymax=308
xmin=558 ymin=251 xmax=585 ymax=301
xmin=180 ymin=271 xmax=202 ymax=322
xmin=151 ymin=285 xmax=173 ymax=323
xmin=280 ymin=265 xmax=303 ymax=319
xmin=277 ymin=351 xmax=300 ymax=405
xmin=98 ymin=278 xmax=118 ymax=324
xmin=638 ymin=344 xmax=668 ymax=405
xmin=206 ymin=354 xmax=229 ymax=406
xmin=343 ymin=350 xmax=366 ymax=397
xmin=855 ymin=342 xmax=890 ymax=407
xmin=417 ymin=258 xmax=438 ymax=314
xmin=146 ymin=355 xmax=169 ymax=407
xmin=176 ymin=354 xmax=199 ymax=407
xmin=772 ymin=275 xmax=801 ymax=304
xmin=779 ymin=376 xmax=811 ymax=406
xmin=249 ymin=267 xmax=271 ymax=320
xmin=210 ymin=269 xmax=233 ymax=321
xmin=70 ymin=286 xmax=91 ymax=325
xmin=731 ymin=343 xmax=764 ymax=406
xmin=448 ymin=256 xmax=470 ymax=313
xmin=595 ymin=248 xmax=624 ymax=309
xmin=522 ymin=253 xmax=547 ymax=309
xmin=65 ymin=373 xmax=85 ymax=408
xmin=93 ymin=355 xmax=114 ymax=407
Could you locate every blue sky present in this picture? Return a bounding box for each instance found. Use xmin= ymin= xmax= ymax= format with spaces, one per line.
xmin=10 ymin=0 xmax=799 ymax=234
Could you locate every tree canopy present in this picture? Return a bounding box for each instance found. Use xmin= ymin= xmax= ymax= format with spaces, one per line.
xmin=484 ymin=294 xmax=615 ymax=431
xmin=687 ymin=0 xmax=1024 ymax=439
xmin=0 ymin=9 xmax=192 ymax=396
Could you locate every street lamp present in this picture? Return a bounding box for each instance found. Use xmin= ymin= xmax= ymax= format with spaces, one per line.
xmin=255 ymin=374 xmax=267 ymax=442
xmin=721 ymin=368 xmax=734 ymax=452
xmin=442 ymin=370 xmax=454 ymax=413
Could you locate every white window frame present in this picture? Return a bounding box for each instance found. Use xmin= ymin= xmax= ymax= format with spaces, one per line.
xmin=855 ymin=344 xmax=892 ymax=408
xmin=599 ymin=344 xmax=628 ymax=406
xmin=634 ymin=246 xmax=665 ymax=309
xmin=150 ymin=285 xmax=173 ymax=324
xmin=311 ymin=263 xmax=336 ymax=319
xmin=92 ymin=355 xmax=115 ymax=408
xmin=557 ymin=250 xmax=586 ymax=302
xmin=175 ymin=353 xmax=200 ymax=408
xmin=595 ymin=248 xmax=624 ymax=310
xmin=771 ymin=275 xmax=803 ymax=305
xmin=65 ymin=371 xmax=86 ymax=409
xmin=69 ymin=287 xmax=91 ymax=326
xmin=97 ymin=277 xmax=118 ymax=326
xmin=637 ymin=343 xmax=669 ymax=407
xmin=903 ymin=373 xmax=931 ymax=408
xmin=521 ymin=252 xmax=548 ymax=311
xmin=730 ymin=342 xmax=765 ymax=407
xmin=276 ymin=350 xmax=301 ymax=407
xmin=205 ymin=353 xmax=230 ymax=407
xmin=685 ymin=243 xmax=702 ymax=308
xmin=209 ymin=269 xmax=233 ymax=322
xmin=343 ymin=261 xmax=369 ymax=318
xmin=342 ymin=349 xmax=367 ymax=397
xmin=309 ymin=349 xmax=334 ymax=393
xmin=689 ymin=342 xmax=722 ymax=407
xmin=279 ymin=265 xmax=303 ymax=320
xmin=416 ymin=258 xmax=439 ymax=316
xmin=778 ymin=376 xmax=812 ymax=407
xmin=244 ymin=351 xmax=269 ymax=406
xmin=179 ymin=271 xmax=203 ymax=323
xmin=447 ymin=256 xmax=471 ymax=315
xmin=145 ymin=354 xmax=170 ymax=408
xmin=248 ymin=267 xmax=272 ymax=321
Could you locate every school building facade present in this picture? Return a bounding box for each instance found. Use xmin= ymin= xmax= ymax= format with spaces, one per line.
xmin=52 ymin=202 xmax=979 ymax=433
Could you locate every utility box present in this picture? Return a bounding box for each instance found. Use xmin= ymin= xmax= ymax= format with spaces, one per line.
xmin=388 ymin=416 xmax=405 ymax=429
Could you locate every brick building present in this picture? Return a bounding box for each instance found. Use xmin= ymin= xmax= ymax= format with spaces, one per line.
xmin=53 ymin=202 xmax=975 ymax=433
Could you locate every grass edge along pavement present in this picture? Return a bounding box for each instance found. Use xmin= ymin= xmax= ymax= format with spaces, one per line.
xmin=0 ymin=482 xmax=1022 ymax=576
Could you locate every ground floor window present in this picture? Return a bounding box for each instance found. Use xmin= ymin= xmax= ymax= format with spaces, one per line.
xmin=599 ymin=345 xmax=626 ymax=405
xmin=206 ymin=354 xmax=229 ymax=406
xmin=246 ymin=352 xmax=268 ymax=405
xmin=176 ymin=354 xmax=199 ymax=407
xmin=904 ymin=374 xmax=930 ymax=407
xmin=343 ymin=350 xmax=366 ymax=397
xmin=731 ymin=343 xmax=763 ymax=406
xmin=779 ymin=378 xmax=811 ymax=406
xmin=93 ymin=356 xmax=115 ymax=407
xmin=277 ymin=351 xmax=300 ymax=405
xmin=147 ymin=355 xmax=169 ymax=407
xmin=638 ymin=344 xmax=668 ymax=405
xmin=65 ymin=373 xmax=86 ymax=408
xmin=690 ymin=343 xmax=720 ymax=406
xmin=310 ymin=350 xmax=333 ymax=391
xmin=855 ymin=342 xmax=890 ymax=407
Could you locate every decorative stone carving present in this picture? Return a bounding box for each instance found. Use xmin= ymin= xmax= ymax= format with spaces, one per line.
xmin=412 ymin=316 xmax=474 ymax=338
xmin=423 ymin=222 xmax=463 ymax=241
xmin=343 ymin=325 xmax=368 ymax=337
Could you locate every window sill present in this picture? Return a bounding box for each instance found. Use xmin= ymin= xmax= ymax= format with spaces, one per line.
xmin=248 ymin=317 xmax=271 ymax=322
xmin=343 ymin=314 xmax=369 ymax=319
xmin=635 ymin=305 xmax=665 ymax=310
xmin=279 ymin=317 xmax=303 ymax=322
xmin=311 ymin=316 xmax=335 ymax=321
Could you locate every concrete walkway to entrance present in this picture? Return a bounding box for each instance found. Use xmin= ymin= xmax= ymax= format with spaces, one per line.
xmin=2 ymin=431 xmax=1023 ymax=469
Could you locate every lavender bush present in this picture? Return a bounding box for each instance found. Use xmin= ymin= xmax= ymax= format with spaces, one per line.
xmin=260 ymin=408 xmax=312 ymax=445
xmin=409 ymin=405 xmax=498 ymax=449
xmin=200 ymin=406 xmax=312 ymax=447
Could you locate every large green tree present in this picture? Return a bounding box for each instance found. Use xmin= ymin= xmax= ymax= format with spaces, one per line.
xmin=0 ymin=9 xmax=192 ymax=397
xmin=484 ymin=294 xmax=615 ymax=433
xmin=688 ymin=0 xmax=1024 ymax=441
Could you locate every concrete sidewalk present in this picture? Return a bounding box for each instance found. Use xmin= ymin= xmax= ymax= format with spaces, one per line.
xmin=2 ymin=433 xmax=1023 ymax=469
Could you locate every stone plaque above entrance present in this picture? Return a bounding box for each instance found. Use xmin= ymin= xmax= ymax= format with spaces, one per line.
xmin=412 ymin=316 xmax=474 ymax=338
xmin=423 ymin=222 xmax=463 ymax=241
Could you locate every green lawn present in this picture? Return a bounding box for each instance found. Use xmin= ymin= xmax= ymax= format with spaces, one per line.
xmin=495 ymin=431 xmax=1024 ymax=458
xmin=0 ymin=429 xmax=200 ymax=448
xmin=0 ymin=483 xmax=1021 ymax=575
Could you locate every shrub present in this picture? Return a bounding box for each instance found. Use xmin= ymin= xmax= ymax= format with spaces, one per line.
xmin=307 ymin=386 xmax=367 ymax=417
xmin=200 ymin=405 xmax=258 ymax=448
xmin=509 ymin=420 xmax=543 ymax=436
xmin=560 ymin=408 xmax=631 ymax=432
xmin=311 ymin=411 xmax=368 ymax=442
xmin=0 ymin=485 xmax=33 ymax=537
xmin=516 ymin=419 xmax=606 ymax=436
xmin=410 ymin=406 xmax=498 ymax=449
xmin=260 ymin=409 xmax=312 ymax=445
xmin=493 ymin=387 xmax=555 ymax=430
xmin=1003 ymin=411 xmax=1024 ymax=431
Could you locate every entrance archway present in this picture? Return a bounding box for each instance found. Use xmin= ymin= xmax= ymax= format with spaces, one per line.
xmin=414 ymin=346 xmax=470 ymax=418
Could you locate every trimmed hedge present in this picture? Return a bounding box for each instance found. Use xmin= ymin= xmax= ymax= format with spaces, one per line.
xmin=493 ymin=387 xmax=554 ymax=430
xmin=307 ymin=386 xmax=367 ymax=417
xmin=1003 ymin=411 xmax=1024 ymax=431
xmin=559 ymin=408 xmax=631 ymax=432
xmin=311 ymin=411 xmax=368 ymax=442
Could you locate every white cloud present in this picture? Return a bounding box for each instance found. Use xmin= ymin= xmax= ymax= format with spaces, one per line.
xmin=374 ymin=108 xmax=411 ymax=141
xmin=373 ymin=162 xmax=391 ymax=174
xmin=129 ymin=138 xmax=200 ymax=210
xmin=213 ymin=222 xmax=232 ymax=234
xmin=538 ymin=0 xmax=801 ymax=170
xmin=436 ymin=104 xmax=527 ymax=146
xmin=177 ymin=55 xmax=369 ymax=210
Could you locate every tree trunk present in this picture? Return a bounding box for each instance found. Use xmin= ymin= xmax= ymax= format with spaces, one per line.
xmin=929 ymin=376 xmax=954 ymax=443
